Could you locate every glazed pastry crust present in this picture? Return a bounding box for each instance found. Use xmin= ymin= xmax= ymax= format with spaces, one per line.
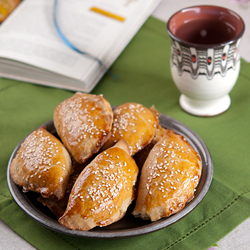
xmin=132 ymin=129 xmax=202 ymax=221
xmin=37 ymin=158 xmax=90 ymax=218
xmin=10 ymin=127 xmax=72 ymax=200
xmin=103 ymin=103 xmax=159 ymax=156
xmin=134 ymin=124 xmax=166 ymax=170
xmin=59 ymin=140 xmax=138 ymax=231
xmin=37 ymin=174 xmax=79 ymax=218
xmin=53 ymin=92 xmax=113 ymax=164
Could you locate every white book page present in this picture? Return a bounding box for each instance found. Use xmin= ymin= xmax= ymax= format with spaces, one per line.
xmin=0 ymin=0 xmax=146 ymax=83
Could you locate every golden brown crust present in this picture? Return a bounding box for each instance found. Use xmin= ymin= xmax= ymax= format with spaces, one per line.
xmin=134 ymin=124 xmax=166 ymax=170
xmin=37 ymin=155 xmax=93 ymax=218
xmin=53 ymin=92 xmax=113 ymax=164
xmin=132 ymin=129 xmax=202 ymax=221
xmin=58 ymin=140 xmax=139 ymax=231
xmin=37 ymin=174 xmax=79 ymax=218
xmin=102 ymin=103 xmax=159 ymax=156
xmin=10 ymin=127 xmax=72 ymax=200
xmin=152 ymin=124 xmax=166 ymax=144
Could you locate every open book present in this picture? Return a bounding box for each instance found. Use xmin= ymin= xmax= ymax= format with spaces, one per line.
xmin=0 ymin=0 xmax=161 ymax=92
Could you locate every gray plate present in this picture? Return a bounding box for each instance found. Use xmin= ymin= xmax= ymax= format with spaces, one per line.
xmin=7 ymin=114 xmax=213 ymax=238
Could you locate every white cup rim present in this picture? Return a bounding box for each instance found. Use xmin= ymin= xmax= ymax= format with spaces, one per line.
xmin=167 ymin=5 xmax=245 ymax=49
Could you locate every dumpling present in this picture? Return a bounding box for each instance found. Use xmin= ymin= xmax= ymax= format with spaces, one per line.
xmin=53 ymin=92 xmax=113 ymax=164
xmin=10 ymin=127 xmax=72 ymax=200
xmin=102 ymin=103 xmax=159 ymax=156
xmin=132 ymin=129 xmax=202 ymax=221
xmin=59 ymin=139 xmax=138 ymax=231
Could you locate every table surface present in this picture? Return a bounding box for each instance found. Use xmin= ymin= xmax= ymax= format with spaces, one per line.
xmin=1 ymin=0 xmax=250 ymax=249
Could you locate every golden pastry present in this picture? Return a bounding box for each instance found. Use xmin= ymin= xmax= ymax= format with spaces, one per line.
xmin=53 ymin=92 xmax=113 ymax=164
xmin=134 ymin=124 xmax=166 ymax=170
xmin=10 ymin=127 xmax=72 ymax=200
xmin=37 ymin=156 xmax=91 ymax=218
xmin=59 ymin=139 xmax=138 ymax=231
xmin=102 ymin=103 xmax=159 ymax=156
xmin=132 ymin=129 xmax=202 ymax=221
xmin=38 ymin=174 xmax=79 ymax=218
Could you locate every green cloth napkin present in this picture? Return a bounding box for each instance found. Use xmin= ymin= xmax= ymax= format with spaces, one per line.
xmin=1 ymin=16 xmax=250 ymax=250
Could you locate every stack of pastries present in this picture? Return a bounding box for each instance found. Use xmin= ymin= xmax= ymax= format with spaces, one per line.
xmin=10 ymin=92 xmax=202 ymax=231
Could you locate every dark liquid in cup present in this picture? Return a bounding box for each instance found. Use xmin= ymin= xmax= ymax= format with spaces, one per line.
xmin=175 ymin=20 xmax=236 ymax=44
